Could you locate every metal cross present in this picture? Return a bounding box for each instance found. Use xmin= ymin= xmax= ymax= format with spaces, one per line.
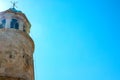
xmin=11 ymin=1 xmax=18 ymax=8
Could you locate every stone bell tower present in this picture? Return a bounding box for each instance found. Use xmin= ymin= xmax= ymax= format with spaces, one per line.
xmin=0 ymin=7 xmax=34 ymax=80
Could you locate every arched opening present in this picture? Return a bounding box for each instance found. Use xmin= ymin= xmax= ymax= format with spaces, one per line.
xmin=0 ymin=19 xmax=6 ymax=28
xmin=23 ymin=25 xmax=26 ymax=32
xmin=10 ymin=19 xmax=19 ymax=29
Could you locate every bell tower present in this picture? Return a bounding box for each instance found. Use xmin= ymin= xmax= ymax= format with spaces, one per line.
xmin=0 ymin=7 xmax=34 ymax=80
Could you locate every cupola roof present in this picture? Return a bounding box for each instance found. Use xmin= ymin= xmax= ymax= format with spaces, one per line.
xmin=8 ymin=8 xmax=22 ymax=13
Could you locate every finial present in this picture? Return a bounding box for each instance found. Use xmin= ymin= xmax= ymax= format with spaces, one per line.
xmin=11 ymin=1 xmax=18 ymax=8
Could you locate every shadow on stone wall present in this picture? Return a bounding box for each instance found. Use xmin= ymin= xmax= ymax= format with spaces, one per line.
xmin=0 ymin=76 xmax=25 ymax=80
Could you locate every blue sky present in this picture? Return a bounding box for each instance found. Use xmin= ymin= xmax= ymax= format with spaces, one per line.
xmin=0 ymin=0 xmax=120 ymax=80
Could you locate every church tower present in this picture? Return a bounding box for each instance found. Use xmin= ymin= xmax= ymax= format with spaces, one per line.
xmin=0 ymin=7 xmax=34 ymax=80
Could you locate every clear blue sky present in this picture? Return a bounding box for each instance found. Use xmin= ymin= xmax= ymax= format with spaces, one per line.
xmin=0 ymin=0 xmax=120 ymax=80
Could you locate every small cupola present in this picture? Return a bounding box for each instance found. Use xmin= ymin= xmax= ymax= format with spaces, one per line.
xmin=0 ymin=7 xmax=31 ymax=34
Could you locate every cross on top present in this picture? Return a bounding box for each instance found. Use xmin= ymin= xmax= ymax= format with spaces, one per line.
xmin=11 ymin=1 xmax=18 ymax=8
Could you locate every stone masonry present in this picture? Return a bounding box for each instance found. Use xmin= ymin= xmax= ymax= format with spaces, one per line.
xmin=0 ymin=29 xmax=34 ymax=80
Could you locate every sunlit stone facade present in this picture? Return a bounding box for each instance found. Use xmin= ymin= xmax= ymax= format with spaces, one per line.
xmin=0 ymin=8 xmax=34 ymax=80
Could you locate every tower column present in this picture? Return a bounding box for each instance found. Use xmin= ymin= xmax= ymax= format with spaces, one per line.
xmin=19 ymin=21 xmax=24 ymax=30
xmin=5 ymin=19 xmax=11 ymax=28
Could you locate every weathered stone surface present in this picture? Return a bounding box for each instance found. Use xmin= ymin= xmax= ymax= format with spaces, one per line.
xmin=0 ymin=29 xmax=34 ymax=80
xmin=0 ymin=76 xmax=25 ymax=80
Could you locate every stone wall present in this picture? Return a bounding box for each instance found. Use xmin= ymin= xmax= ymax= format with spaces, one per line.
xmin=0 ymin=76 xmax=25 ymax=80
xmin=0 ymin=29 xmax=34 ymax=80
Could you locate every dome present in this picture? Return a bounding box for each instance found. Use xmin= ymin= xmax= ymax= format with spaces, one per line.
xmin=8 ymin=8 xmax=22 ymax=13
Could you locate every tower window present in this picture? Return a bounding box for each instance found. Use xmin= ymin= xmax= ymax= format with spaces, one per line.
xmin=10 ymin=19 xmax=19 ymax=29
xmin=0 ymin=19 xmax=6 ymax=28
